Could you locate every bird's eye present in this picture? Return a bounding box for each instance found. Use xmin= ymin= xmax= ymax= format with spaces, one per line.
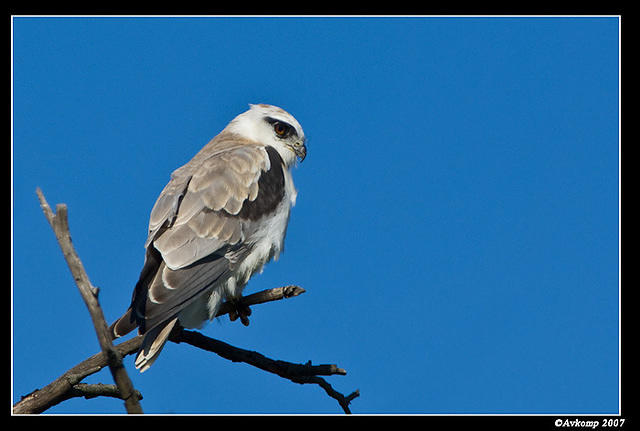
xmin=273 ymin=121 xmax=290 ymax=138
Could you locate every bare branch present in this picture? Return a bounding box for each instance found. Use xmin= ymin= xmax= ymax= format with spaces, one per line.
xmin=171 ymin=328 xmax=359 ymax=414
xmin=13 ymin=336 xmax=144 ymax=414
xmin=15 ymin=190 xmax=358 ymax=414
xmin=216 ymin=285 xmax=306 ymax=317
xmin=32 ymin=188 xmax=142 ymax=414
xmin=61 ymin=383 xmax=143 ymax=404
xmin=15 ymin=322 xmax=359 ymax=414
xmin=13 ymin=286 xmax=309 ymax=414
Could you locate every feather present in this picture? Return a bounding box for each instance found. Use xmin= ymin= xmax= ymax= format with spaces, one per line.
xmin=135 ymin=317 xmax=178 ymax=372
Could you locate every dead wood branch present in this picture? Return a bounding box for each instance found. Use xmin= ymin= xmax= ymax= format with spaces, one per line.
xmin=14 ymin=189 xmax=358 ymax=414
xmin=171 ymin=328 xmax=360 ymax=414
xmin=14 ymin=285 xmax=358 ymax=414
xmin=30 ymin=188 xmax=142 ymax=414
xmin=13 ymin=285 xmax=309 ymax=414
xmin=13 ymin=336 xmax=144 ymax=414
xmin=61 ymin=383 xmax=143 ymax=403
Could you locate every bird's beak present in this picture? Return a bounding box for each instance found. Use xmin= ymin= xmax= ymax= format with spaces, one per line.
xmin=292 ymin=140 xmax=307 ymax=162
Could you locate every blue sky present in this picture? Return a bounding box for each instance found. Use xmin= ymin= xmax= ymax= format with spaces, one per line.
xmin=12 ymin=16 xmax=620 ymax=414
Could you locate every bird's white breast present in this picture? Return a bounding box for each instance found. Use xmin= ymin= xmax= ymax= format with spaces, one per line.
xmin=177 ymin=167 xmax=297 ymax=328
xmin=232 ymin=167 xmax=297 ymax=291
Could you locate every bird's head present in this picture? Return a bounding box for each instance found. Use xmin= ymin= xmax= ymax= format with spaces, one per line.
xmin=225 ymin=104 xmax=307 ymax=166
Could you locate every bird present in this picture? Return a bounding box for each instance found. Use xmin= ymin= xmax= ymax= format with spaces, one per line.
xmin=109 ymin=104 xmax=307 ymax=372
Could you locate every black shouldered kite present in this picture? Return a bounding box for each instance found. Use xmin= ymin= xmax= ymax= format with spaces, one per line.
xmin=110 ymin=104 xmax=307 ymax=371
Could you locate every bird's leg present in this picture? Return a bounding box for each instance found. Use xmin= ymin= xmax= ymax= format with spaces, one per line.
xmin=228 ymin=299 xmax=252 ymax=326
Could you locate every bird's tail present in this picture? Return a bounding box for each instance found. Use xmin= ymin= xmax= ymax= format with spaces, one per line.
xmin=134 ymin=317 xmax=178 ymax=372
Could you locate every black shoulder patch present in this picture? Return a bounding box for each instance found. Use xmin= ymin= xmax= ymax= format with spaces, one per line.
xmin=236 ymin=146 xmax=285 ymax=221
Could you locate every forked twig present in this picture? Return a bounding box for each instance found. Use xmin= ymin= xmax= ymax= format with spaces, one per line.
xmin=30 ymin=188 xmax=142 ymax=414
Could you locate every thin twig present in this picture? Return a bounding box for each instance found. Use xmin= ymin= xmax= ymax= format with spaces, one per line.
xmin=32 ymin=188 xmax=142 ymax=414
xmin=292 ymin=375 xmax=360 ymax=414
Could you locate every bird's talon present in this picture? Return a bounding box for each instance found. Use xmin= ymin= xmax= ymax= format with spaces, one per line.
xmin=228 ymin=302 xmax=251 ymax=326
xmin=240 ymin=314 xmax=250 ymax=326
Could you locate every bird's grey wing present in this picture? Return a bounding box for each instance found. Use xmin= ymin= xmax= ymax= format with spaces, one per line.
xmin=133 ymin=139 xmax=285 ymax=335
xmin=153 ymin=141 xmax=272 ymax=269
